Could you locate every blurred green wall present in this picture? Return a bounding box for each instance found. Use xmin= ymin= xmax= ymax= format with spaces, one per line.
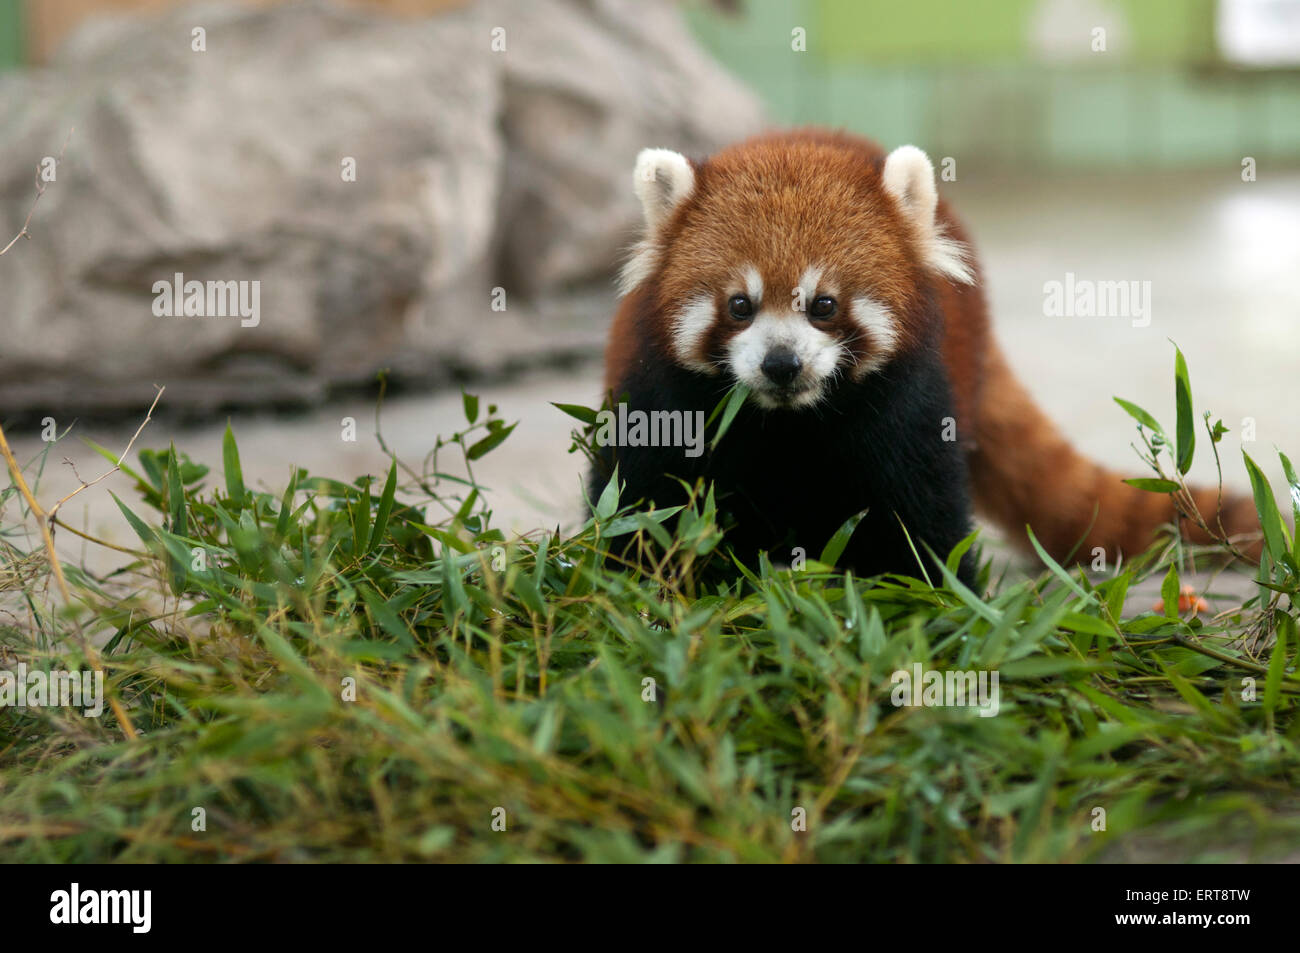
xmin=687 ymin=0 xmax=1300 ymax=169
xmin=0 ymin=0 xmax=1293 ymax=169
xmin=0 ymin=0 xmax=22 ymax=70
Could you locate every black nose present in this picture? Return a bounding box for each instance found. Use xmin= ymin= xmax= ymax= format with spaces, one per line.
xmin=760 ymin=348 xmax=801 ymax=386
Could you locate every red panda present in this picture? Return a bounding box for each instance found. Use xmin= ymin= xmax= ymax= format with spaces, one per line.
xmin=588 ymin=128 xmax=1260 ymax=582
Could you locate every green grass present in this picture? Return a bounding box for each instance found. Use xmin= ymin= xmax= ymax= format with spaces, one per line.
xmin=1 ymin=355 xmax=1299 ymax=863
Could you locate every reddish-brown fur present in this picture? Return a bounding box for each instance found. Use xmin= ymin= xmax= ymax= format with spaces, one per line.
xmin=606 ymin=129 xmax=1262 ymax=564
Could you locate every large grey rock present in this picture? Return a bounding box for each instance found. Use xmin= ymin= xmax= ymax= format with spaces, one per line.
xmin=0 ymin=0 xmax=763 ymax=417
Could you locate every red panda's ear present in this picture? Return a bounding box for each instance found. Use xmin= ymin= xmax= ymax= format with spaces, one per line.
xmin=882 ymin=145 xmax=939 ymax=224
xmin=633 ymin=148 xmax=696 ymax=233
xmin=882 ymin=145 xmax=973 ymax=285
xmin=620 ymin=149 xmax=696 ymax=295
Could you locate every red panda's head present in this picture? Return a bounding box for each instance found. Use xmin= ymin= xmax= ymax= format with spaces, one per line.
xmin=620 ymin=132 xmax=972 ymax=409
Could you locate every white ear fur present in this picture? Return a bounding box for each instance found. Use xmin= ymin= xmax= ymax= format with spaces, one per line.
xmin=620 ymin=148 xmax=696 ymax=295
xmin=882 ymin=145 xmax=973 ymax=285
xmin=882 ymin=145 xmax=938 ymax=222
xmin=633 ymin=148 xmax=695 ymax=231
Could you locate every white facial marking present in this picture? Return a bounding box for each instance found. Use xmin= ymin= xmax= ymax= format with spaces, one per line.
xmin=727 ymin=311 xmax=845 ymax=409
xmin=795 ymin=264 xmax=825 ymax=311
xmin=849 ymin=295 xmax=899 ymax=376
xmin=743 ymin=264 xmax=763 ymax=304
xmin=671 ymin=293 xmax=717 ymax=373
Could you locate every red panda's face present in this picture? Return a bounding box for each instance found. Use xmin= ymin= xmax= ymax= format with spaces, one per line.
xmin=655 ymin=258 xmax=894 ymax=410
xmin=620 ymin=135 xmax=972 ymax=410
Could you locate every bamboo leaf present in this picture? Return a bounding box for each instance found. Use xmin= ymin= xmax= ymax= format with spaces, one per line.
xmin=222 ymin=422 xmax=247 ymax=503
xmin=709 ymin=383 xmax=749 ymax=450
xmin=551 ymin=402 xmax=600 ymax=425
xmin=1122 ymin=478 xmax=1181 ymax=493
xmin=466 ymin=421 xmax=517 ymax=460
xmin=1263 ymin=614 xmax=1291 ymax=731
xmin=1173 ymin=346 xmax=1195 ymax=475
xmin=367 ymin=462 xmax=398 ymax=554
xmin=819 ymin=510 xmax=866 ymax=568
xmin=1243 ymin=451 xmax=1286 ymax=571
xmin=1114 ymin=397 xmax=1164 ymax=435
xmin=1160 ymin=563 xmax=1179 ymax=621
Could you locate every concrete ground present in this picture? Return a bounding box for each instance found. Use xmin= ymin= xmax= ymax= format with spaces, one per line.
xmin=5 ymin=170 xmax=1298 ymax=596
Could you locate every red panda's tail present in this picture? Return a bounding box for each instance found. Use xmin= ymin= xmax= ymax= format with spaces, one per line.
xmin=967 ymin=344 xmax=1262 ymax=564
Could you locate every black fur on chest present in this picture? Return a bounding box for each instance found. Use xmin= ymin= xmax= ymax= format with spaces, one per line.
xmin=588 ymin=347 xmax=976 ymax=585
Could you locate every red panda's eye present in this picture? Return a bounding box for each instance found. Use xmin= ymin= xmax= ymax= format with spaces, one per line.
xmin=728 ymin=294 xmax=754 ymax=320
xmin=809 ymin=295 xmax=837 ymax=319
